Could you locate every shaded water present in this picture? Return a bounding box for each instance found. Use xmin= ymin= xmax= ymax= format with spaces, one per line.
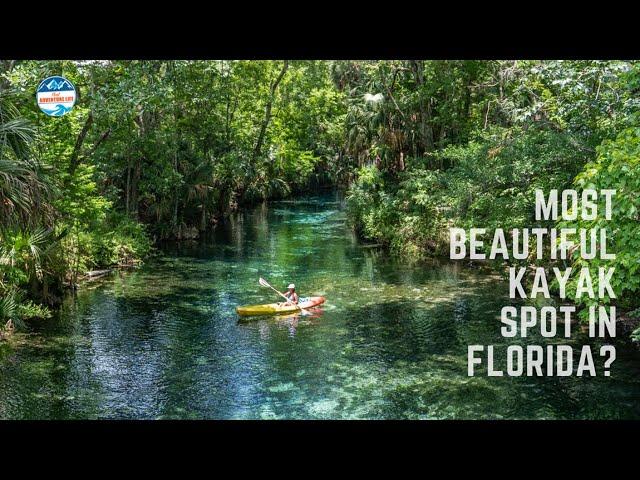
xmin=1 ymin=192 xmax=640 ymax=419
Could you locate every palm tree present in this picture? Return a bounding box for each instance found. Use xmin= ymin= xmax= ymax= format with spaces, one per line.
xmin=0 ymin=92 xmax=53 ymax=228
xmin=0 ymin=291 xmax=18 ymax=338
xmin=0 ymin=93 xmax=60 ymax=320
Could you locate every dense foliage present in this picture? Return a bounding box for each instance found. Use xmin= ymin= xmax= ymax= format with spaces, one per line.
xmin=0 ymin=60 xmax=346 ymax=331
xmin=341 ymin=60 xmax=640 ymax=336
xmin=1 ymin=59 xmax=639 ymax=339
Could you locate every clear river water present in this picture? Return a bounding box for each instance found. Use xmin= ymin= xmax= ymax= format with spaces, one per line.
xmin=1 ymin=192 xmax=640 ymax=419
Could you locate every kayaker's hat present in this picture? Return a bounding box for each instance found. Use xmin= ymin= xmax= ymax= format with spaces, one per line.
xmin=288 ymin=284 xmax=295 ymax=289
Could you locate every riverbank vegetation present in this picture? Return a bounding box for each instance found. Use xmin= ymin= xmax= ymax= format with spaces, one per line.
xmin=1 ymin=60 xmax=639 ymax=339
xmin=342 ymin=61 xmax=640 ymax=338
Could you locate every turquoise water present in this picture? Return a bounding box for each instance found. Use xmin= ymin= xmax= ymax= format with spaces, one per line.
xmin=1 ymin=193 xmax=640 ymax=419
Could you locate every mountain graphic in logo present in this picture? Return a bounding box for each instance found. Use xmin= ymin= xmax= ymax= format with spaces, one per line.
xmin=38 ymin=76 xmax=75 ymax=92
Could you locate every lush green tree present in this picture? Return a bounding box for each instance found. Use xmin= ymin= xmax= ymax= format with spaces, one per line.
xmin=343 ymin=60 xmax=640 ymax=335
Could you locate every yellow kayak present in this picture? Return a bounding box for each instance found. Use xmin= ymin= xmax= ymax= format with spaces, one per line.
xmin=236 ymin=296 xmax=326 ymax=316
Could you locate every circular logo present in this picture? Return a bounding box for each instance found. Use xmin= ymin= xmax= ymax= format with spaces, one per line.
xmin=36 ymin=75 xmax=77 ymax=117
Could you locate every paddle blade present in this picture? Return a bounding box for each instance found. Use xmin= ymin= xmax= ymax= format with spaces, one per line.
xmin=259 ymin=277 xmax=270 ymax=288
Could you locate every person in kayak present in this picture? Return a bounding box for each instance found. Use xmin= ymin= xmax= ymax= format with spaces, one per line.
xmin=281 ymin=283 xmax=299 ymax=305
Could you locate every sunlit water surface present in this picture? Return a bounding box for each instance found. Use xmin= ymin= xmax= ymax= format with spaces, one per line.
xmin=1 ymin=193 xmax=640 ymax=419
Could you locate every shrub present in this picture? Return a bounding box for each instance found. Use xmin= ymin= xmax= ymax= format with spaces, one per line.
xmin=561 ymin=127 xmax=640 ymax=315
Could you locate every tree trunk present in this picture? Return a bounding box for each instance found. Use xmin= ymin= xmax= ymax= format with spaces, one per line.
xmin=68 ymin=112 xmax=93 ymax=175
xmin=253 ymin=60 xmax=289 ymax=162
xmin=125 ymin=162 xmax=131 ymax=215
xmin=410 ymin=60 xmax=435 ymax=155
xmin=200 ymin=205 xmax=207 ymax=231
xmin=171 ymin=60 xmax=180 ymax=230
xmin=172 ymin=152 xmax=179 ymax=229
xmin=131 ymin=160 xmax=140 ymax=219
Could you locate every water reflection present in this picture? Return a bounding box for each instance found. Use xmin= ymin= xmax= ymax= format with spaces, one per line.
xmin=242 ymin=308 xmax=326 ymax=338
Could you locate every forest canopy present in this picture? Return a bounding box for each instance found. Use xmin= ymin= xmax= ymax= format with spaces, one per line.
xmin=1 ymin=60 xmax=639 ymax=339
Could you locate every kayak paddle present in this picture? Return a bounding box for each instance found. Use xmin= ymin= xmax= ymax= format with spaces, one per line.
xmin=258 ymin=277 xmax=310 ymax=315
